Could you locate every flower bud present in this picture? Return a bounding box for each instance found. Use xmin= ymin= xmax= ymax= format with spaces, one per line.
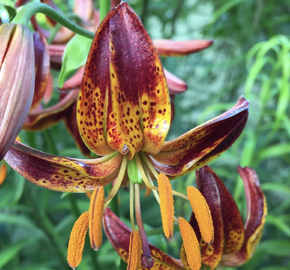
xmin=0 ymin=23 xmax=35 ymax=160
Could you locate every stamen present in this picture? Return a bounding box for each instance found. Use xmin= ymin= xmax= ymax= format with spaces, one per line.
xmin=127 ymin=230 xmax=142 ymax=270
xmin=141 ymin=153 xmax=189 ymax=200
xmin=104 ymin=156 xmax=128 ymax=208
xmin=135 ymin=154 xmax=160 ymax=203
xmin=67 ymin=211 xmax=89 ymax=269
xmin=134 ymin=183 xmax=154 ymax=268
xmin=187 ymin=186 xmax=214 ymax=244
xmin=0 ymin=163 xmax=7 ymax=186
xmin=178 ymin=217 xmax=201 ymax=270
xmin=130 ymin=181 xmax=135 ymax=230
xmin=157 ymin=174 xmax=174 ymax=239
xmin=89 ymin=186 xmax=104 ymax=250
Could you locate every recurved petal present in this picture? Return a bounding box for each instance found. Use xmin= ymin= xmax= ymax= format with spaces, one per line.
xmin=48 ymin=44 xmax=65 ymax=66
xmin=4 ymin=141 xmax=122 ymax=192
xmin=103 ymin=208 xmax=185 ymax=270
xmin=77 ymin=2 xmax=170 ymax=158
xmin=153 ymin=39 xmax=214 ymax=57
xmin=220 ymin=167 xmax=267 ymax=267
xmin=148 ymin=96 xmax=249 ymax=178
xmin=43 ymin=72 xmax=53 ymax=104
xmin=164 ymin=69 xmax=187 ymax=95
xmin=23 ymin=90 xmax=79 ymax=131
xmin=31 ymin=32 xmax=50 ymax=110
xmin=194 ymin=166 xmax=225 ymax=269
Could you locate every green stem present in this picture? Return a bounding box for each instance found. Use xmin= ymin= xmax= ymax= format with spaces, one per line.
xmin=100 ymin=0 xmax=111 ymax=22
xmin=12 ymin=3 xmax=94 ymax=39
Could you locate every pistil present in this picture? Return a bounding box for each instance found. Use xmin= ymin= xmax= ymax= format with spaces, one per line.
xmin=134 ymin=183 xmax=154 ymax=268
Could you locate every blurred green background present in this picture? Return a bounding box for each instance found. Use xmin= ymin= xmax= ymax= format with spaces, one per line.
xmin=0 ymin=0 xmax=290 ymax=269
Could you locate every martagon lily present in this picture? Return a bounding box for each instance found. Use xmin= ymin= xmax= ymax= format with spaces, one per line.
xmin=4 ymin=3 xmax=249 ymax=270
xmin=104 ymin=166 xmax=267 ymax=270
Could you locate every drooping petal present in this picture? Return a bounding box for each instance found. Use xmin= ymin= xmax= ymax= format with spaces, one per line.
xmin=148 ymin=96 xmax=249 ymax=178
xmin=48 ymin=44 xmax=65 ymax=67
xmin=194 ymin=166 xmax=225 ymax=269
xmin=43 ymin=72 xmax=54 ymax=104
xmin=164 ymin=69 xmax=188 ymax=95
xmin=153 ymin=39 xmax=214 ymax=57
xmin=89 ymin=186 xmax=104 ymax=250
xmin=157 ymin=174 xmax=174 ymax=239
xmin=67 ymin=211 xmax=89 ymax=269
xmin=63 ymin=101 xmax=91 ymax=157
xmin=4 ymin=141 xmax=122 ymax=192
xmin=0 ymin=23 xmax=35 ymax=160
xmin=220 ymin=167 xmax=267 ymax=267
xmin=77 ymin=2 xmax=171 ymax=158
xmin=103 ymin=208 xmax=185 ymax=270
xmin=31 ymin=32 xmax=50 ymax=110
xmin=23 ymin=90 xmax=79 ymax=131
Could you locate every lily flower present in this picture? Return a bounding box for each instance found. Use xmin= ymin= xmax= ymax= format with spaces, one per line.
xmin=5 ymin=2 xmax=248 ymax=269
xmin=182 ymin=165 xmax=267 ymax=269
xmin=104 ymin=166 xmax=267 ymax=270
xmin=0 ymin=23 xmax=35 ymax=160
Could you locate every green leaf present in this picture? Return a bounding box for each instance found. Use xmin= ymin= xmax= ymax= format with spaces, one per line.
xmin=0 ymin=0 xmax=14 ymax=8
xmin=58 ymin=34 xmax=92 ymax=88
xmin=0 ymin=238 xmax=38 ymax=268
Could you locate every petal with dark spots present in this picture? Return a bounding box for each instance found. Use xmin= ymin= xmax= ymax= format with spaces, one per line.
xmin=147 ymin=96 xmax=249 ymax=178
xmin=78 ymin=3 xmax=170 ymax=158
xmin=153 ymin=39 xmax=214 ymax=57
xmin=220 ymin=167 xmax=267 ymax=267
xmin=103 ymin=208 xmax=185 ymax=270
xmin=31 ymin=32 xmax=50 ymax=110
xmin=23 ymin=90 xmax=79 ymax=131
xmin=4 ymin=141 xmax=122 ymax=192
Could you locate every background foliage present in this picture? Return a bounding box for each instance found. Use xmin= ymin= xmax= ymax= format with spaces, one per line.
xmin=0 ymin=0 xmax=290 ymax=269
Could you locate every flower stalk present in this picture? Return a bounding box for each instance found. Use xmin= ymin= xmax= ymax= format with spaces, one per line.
xmin=12 ymin=3 xmax=94 ymax=39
